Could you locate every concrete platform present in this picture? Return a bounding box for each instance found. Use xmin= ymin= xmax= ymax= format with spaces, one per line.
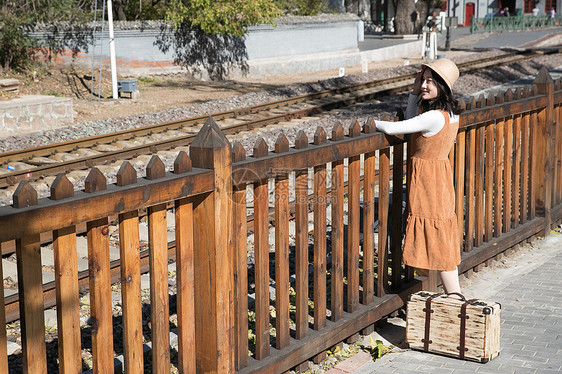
xmin=0 ymin=95 xmax=73 ymax=138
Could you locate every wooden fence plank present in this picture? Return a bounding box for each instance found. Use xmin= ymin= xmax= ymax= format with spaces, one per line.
xmin=529 ymin=111 xmax=537 ymax=220
xmin=175 ymin=197 xmax=196 ymax=373
xmin=455 ymin=131 xmax=466 ymax=249
xmin=52 ymin=225 xmax=81 ymax=373
xmin=475 ymin=125 xmax=485 ymax=247
xmin=84 ymin=169 xmax=113 ymax=374
xmin=147 ymin=156 xmax=171 ymax=374
xmin=173 ymin=152 xmax=195 ymax=374
xmin=254 ymin=176 xmax=270 ymax=360
xmin=330 ymin=124 xmax=345 ymax=321
xmin=465 ymin=126 xmax=476 ymax=251
xmin=494 ymin=119 xmax=504 ymax=237
xmin=391 ymin=144 xmax=404 ymax=290
xmin=552 ymin=105 xmax=562 ymax=207
xmin=377 ymin=148 xmax=390 ymax=297
xmin=87 ymin=217 xmax=114 ymax=374
xmin=521 ymin=112 xmax=530 ymax=224
xmin=504 ymin=115 xmax=513 ymax=232
xmin=273 ymin=136 xmax=290 ymax=352
xmin=362 ymin=150 xmax=376 ymax=304
xmin=295 ymin=131 xmax=309 ymax=340
xmin=512 ymin=115 xmax=522 ymax=229
xmin=347 ymin=151 xmax=361 ymax=312
xmin=552 ymin=105 xmax=562 ymax=206
xmin=312 ymin=128 xmax=328 ymax=363
xmin=116 ymin=162 xmax=143 ymax=374
xmin=485 ymin=121 xmax=494 ymax=241
xmin=12 ymin=182 xmax=47 ymax=373
xmin=313 ymin=128 xmax=327 ymax=331
xmin=117 ymin=211 xmax=143 ymax=374
xmin=253 ymin=138 xmax=270 ymax=360
xmin=50 ymin=174 xmax=82 ymax=374
xmin=534 ymin=69 xmax=554 ymax=233
xmin=232 ymin=143 xmax=249 ymax=368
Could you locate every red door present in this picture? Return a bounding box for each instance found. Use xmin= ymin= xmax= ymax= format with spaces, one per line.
xmin=465 ymin=2 xmax=475 ymax=26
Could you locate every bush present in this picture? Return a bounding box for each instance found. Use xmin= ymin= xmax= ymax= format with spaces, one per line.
xmin=0 ymin=16 xmax=36 ymax=72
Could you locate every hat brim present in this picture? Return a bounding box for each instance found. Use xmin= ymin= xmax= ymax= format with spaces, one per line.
xmin=421 ymin=63 xmax=454 ymax=93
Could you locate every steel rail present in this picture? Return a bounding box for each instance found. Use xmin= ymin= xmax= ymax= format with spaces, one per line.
xmin=0 ymin=50 xmax=544 ymax=189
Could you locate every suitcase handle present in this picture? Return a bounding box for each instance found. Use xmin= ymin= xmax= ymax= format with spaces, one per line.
xmin=446 ymin=292 xmax=466 ymax=301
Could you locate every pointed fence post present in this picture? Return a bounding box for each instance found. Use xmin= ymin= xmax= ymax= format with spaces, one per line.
xmin=190 ymin=117 xmax=234 ymax=373
xmin=85 ymin=168 xmax=114 ymax=374
xmin=173 ymin=151 xmax=196 ymax=374
xmin=51 ymin=174 xmax=82 ymax=374
xmin=13 ymin=181 xmax=47 ymax=373
xmin=146 ymin=155 xmax=171 ymax=374
xmin=231 ymin=142 xmax=249 ymax=369
xmin=116 ymin=162 xmax=144 ymax=374
xmin=534 ymin=67 xmax=554 ymax=235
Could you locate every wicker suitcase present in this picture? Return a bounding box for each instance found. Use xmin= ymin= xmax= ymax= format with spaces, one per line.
xmin=406 ymin=291 xmax=501 ymax=363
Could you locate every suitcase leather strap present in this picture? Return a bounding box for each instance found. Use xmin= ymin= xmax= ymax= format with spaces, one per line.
xmin=458 ymin=298 xmax=478 ymax=359
xmin=422 ymin=294 xmax=440 ymax=351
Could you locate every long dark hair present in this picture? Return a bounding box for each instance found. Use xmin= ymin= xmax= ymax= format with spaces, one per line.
xmin=420 ymin=68 xmax=462 ymax=115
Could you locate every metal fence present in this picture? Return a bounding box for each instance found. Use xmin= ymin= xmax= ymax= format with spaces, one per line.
xmin=470 ymin=14 xmax=561 ymax=33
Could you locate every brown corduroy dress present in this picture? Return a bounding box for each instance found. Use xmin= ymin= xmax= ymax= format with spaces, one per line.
xmin=402 ymin=110 xmax=460 ymax=271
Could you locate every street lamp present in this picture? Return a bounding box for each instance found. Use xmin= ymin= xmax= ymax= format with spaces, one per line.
xmin=444 ymin=1 xmax=458 ymax=51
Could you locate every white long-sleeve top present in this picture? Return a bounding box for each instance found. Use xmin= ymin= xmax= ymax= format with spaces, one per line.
xmin=375 ymin=94 xmax=459 ymax=137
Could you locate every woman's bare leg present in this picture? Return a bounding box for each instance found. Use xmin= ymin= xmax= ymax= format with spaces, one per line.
xmin=439 ymin=267 xmax=461 ymax=294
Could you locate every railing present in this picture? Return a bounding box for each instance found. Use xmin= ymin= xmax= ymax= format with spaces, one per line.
xmin=1 ymin=68 xmax=561 ymax=373
xmin=470 ymin=14 xmax=561 ymax=33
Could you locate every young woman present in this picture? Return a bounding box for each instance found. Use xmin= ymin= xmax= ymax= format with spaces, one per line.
xmin=375 ymin=58 xmax=462 ymax=294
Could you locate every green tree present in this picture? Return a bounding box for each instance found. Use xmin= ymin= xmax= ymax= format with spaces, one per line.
xmin=157 ymin=0 xmax=284 ymax=80
xmin=165 ymin=0 xmax=281 ymax=37
xmin=0 ymin=14 xmax=35 ymax=72
xmin=0 ymin=0 xmax=92 ymax=72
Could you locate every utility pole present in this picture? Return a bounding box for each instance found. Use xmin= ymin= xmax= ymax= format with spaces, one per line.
xmin=107 ymin=0 xmax=118 ymax=99
xmin=445 ymin=0 xmax=451 ymax=50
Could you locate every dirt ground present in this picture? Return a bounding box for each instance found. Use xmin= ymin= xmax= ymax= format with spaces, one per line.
xmin=1 ymin=51 xmax=475 ymax=126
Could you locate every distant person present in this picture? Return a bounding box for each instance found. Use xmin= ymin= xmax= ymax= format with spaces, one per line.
xmin=425 ymin=11 xmax=439 ymax=31
xmin=550 ymin=8 xmax=555 ymax=18
xmin=532 ymin=6 xmax=540 ymax=16
xmin=503 ymin=7 xmax=510 ymax=16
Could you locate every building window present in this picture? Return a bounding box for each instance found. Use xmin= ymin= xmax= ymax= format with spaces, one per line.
xmin=524 ymin=0 xmax=533 ymax=13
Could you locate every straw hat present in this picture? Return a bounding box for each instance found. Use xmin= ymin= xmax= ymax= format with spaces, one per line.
xmin=421 ymin=58 xmax=459 ymax=93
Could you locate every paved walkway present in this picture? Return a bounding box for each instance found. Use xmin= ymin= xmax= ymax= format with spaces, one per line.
xmin=358 ymin=25 xmax=562 ymax=52
xmin=325 ymin=232 xmax=562 ymax=374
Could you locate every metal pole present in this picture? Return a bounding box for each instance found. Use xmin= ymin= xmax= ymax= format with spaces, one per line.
xmin=445 ymin=0 xmax=451 ymax=50
xmin=107 ymin=0 xmax=118 ymax=99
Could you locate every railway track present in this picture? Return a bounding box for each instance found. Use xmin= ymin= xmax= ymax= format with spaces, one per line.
xmin=0 ymin=50 xmax=545 ymax=192
xmin=1 ymin=48 xmax=560 ymax=322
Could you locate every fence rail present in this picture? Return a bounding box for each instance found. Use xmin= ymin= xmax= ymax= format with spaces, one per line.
xmin=1 ymin=67 xmax=561 ymax=373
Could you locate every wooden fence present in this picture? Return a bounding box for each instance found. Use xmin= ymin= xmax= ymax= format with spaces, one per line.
xmin=0 ymin=67 xmax=561 ymax=373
